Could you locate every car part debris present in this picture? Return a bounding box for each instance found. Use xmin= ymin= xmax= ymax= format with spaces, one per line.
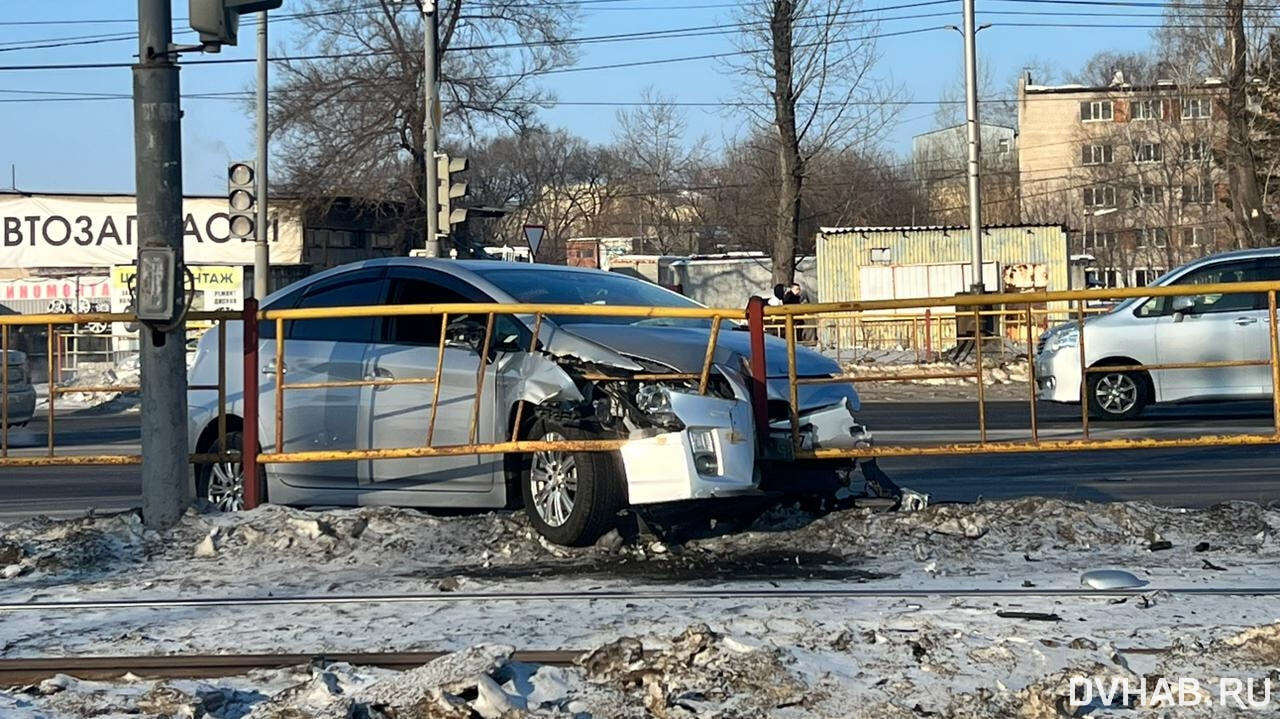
xmin=1147 ymin=540 xmax=1172 ymax=551
xmin=1194 ymin=541 xmax=1211 ymax=552
xmin=860 ymin=459 xmax=929 ymax=511
xmin=1202 ymin=559 xmax=1227 ymax=571
xmin=1080 ymin=569 xmax=1147 ymax=590
xmin=995 ymin=610 xmax=1061 ymax=622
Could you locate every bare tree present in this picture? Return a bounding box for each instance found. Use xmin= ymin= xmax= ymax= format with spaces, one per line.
xmin=270 ymin=0 xmax=578 ymax=250
xmin=465 ymin=127 xmax=619 ymax=263
xmin=610 ymin=88 xmax=710 ymax=254
xmin=724 ymin=0 xmax=902 ymax=284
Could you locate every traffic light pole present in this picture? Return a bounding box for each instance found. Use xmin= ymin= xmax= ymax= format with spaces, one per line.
xmin=422 ymin=1 xmax=441 ymax=258
xmin=133 ymin=0 xmax=189 ymax=528
xmin=254 ymin=10 xmax=270 ymax=299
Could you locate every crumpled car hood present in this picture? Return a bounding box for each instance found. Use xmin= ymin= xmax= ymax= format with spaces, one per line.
xmin=543 ymin=323 xmax=858 ymax=413
xmin=548 ymin=323 xmax=840 ymax=376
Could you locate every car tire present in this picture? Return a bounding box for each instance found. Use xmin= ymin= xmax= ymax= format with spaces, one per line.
xmin=196 ymin=430 xmax=262 ymax=511
xmin=519 ymin=418 xmax=623 ymax=547
xmin=1086 ymin=369 xmax=1147 ymax=421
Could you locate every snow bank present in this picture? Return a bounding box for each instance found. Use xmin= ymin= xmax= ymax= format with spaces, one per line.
xmin=1 ymin=498 xmax=1276 ymax=600
xmin=843 ymin=360 xmax=1031 ymax=386
xmin=7 ymin=617 xmax=1280 ymax=718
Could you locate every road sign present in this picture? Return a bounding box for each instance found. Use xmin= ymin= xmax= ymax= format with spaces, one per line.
xmin=523 ymin=225 xmax=546 ymax=258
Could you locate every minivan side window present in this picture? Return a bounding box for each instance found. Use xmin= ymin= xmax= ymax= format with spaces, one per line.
xmin=287 ymin=270 xmax=386 ymax=342
xmin=1158 ymin=260 xmax=1261 ymax=316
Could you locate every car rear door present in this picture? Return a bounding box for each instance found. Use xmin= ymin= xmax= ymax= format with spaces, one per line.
xmin=1153 ymin=259 xmax=1268 ymax=400
xmin=263 ymin=267 xmax=386 ymax=488
xmin=358 ymin=268 xmax=502 ymax=492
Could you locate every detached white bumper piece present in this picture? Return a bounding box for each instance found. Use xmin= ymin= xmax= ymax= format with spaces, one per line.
xmin=618 ymin=388 xmax=758 ymax=505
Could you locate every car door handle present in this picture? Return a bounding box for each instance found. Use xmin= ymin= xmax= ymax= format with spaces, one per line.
xmin=262 ymin=359 xmax=286 ymax=375
xmin=364 ymin=367 xmax=394 ymax=389
xmin=1234 ymin=317 xmax=1259 ymax=326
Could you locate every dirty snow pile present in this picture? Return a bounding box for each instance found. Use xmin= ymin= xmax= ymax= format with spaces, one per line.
xmin=1 ymin=498 xmax=1278 ymax=600
xmin=3 ymin=499 xmax=1280 ymax=716
xmin=50 ymin=360 xmax=141 ymax=407
xmin=8 ymin=621 xmax=1280 ymax=717
xmin=843 ymin=360 xmax=1030 ymax=386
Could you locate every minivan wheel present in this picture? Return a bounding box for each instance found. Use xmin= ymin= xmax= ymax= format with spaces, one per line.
xmin=196 ymin=430 xmax=258 ymax=511
xmin=1087 ymin=370 xmax=1146 ymax=420
xmin=519 ymin=419 xmax=623 ymax=546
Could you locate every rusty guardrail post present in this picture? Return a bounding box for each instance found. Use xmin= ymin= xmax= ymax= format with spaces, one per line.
xmin=746 ymin=296 xmax=769 ymax=445
xmin=924 ymin=309 xmax=932 ymax=361
xmin=242 ymin=298 xmax=261 ymax=510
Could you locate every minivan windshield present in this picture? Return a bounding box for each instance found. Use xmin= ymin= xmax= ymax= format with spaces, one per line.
xmin=474 ymin=267 xmax=710 ymax=326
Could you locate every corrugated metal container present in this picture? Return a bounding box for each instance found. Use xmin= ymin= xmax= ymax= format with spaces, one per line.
xmin=817 ymin=224 xmax=1070 ymax=305
xmin=815 ymin=224 xmax=1071 ymax=356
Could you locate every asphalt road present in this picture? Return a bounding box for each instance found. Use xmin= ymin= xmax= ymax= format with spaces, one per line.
xmin=2 ymin=400 xmax=1279 ymax=520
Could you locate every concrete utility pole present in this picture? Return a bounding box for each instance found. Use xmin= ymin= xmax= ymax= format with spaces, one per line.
xmin=962 ymin=0 xmax=984 ymax=292
xmin=422 ymin=1 xmax=442 ymax=257
xmin=133 ymin=0 xmax=189 ymax=528
xmin=254 ymin=10 xmax=270 ymax=299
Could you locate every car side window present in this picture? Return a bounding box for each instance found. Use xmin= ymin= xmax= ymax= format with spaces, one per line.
xmin=384 ymin=278 xmax=474 ymax=346
xmin=1171 ymin=260 xmax=1260 ymax=314
xmin=287 ymin=270 xmax=386 ymax=342
xmin=259 ymin=285 xmax=306 ymax=340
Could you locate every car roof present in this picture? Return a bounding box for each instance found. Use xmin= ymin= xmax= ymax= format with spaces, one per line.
xmin=260 ymin=257 xmax=629 ymax=306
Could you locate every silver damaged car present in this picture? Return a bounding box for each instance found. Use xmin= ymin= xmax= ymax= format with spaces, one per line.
xmin=188 ymin=259 xmax=870 ymax=545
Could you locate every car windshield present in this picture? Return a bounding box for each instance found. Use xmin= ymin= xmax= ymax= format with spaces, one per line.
xmin=475 ymin=267 xmax=709 ymax=326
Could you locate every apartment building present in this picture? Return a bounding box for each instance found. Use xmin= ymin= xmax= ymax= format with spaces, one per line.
xmin=1018 ymin=72 xmax=1229 ymax=287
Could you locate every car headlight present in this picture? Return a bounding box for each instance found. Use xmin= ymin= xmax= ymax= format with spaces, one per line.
xmin=636 ymin=384 xmax=678 ymax=424
xmin=1046 ymin=325 xmax=1079 ymax=353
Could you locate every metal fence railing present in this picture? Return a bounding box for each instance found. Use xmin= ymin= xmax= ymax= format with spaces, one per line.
xmin=6 ymin=281 xmax=1280 ymax=512
xmin=759 ymin=281 xmax=1280 ymax=459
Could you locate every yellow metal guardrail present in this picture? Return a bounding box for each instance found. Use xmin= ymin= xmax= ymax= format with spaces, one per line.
xmin=1 ymin=311 xmax=240 ymax=466
xmin=763 ymin=281 xmax=1280 ymax=459
xmin=6 ymin=280 xmax=1280 ymax=500
xmin=254 ymin=302 xmax=743 ymax=468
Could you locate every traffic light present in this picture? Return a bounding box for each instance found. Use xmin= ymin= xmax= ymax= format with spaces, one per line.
xmin=228 ymin=161 xmax=256 ymax=241
xmin=189 ymin=0 xmax=284 ymax=49
xmin=435 ymin=152 xmax=469 ymax=237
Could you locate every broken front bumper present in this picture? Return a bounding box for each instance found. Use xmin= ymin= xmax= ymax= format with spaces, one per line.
xmin=617 ymin=369 xmax=868 ymax=505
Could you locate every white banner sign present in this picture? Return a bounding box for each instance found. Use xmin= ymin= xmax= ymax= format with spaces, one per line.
xmin=0 ymin=194 xmax=304 ymax=268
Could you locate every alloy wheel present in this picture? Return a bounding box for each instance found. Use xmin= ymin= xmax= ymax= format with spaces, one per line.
xmin=1095 ymin=373 xmax=1138 ymax=415
xmin=206 ymin=459 xmax=245 ymax=512
xmin=529 ymin=432 xmax=577 ymax=527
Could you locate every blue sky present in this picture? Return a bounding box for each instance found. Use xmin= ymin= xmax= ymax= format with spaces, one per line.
xmin=1 ymin=0 xmax=1160 ymax=195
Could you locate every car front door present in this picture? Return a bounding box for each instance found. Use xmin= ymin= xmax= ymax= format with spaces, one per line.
xmin=1152 ymin=259 xmax=1269 ymax=401
xmin=263 ymin=267 xmax=386 ymax=488
xmin=358 ymin=268 xmax=507 ymax=492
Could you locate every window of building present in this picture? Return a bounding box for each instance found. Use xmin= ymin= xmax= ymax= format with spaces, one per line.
xmin=1181 ymin=226 xmax=1214 ymax=248
xmin=1083 ymin=230 xmax=1116 ymax=249
xmin=1132 ymin=186 xmax=1164 ymax=206
xmin=1182 ymin=97 xmax=1212 ymax=119
xmin=870 ymin=247 xmax=892 ymax=264
xmin=1083 ymin=185 xmax=1116 ymax=208
xmin=1081 ymin=144 xmax=1114 ymax=165
xmin=997 ymin=138 xmax=1011 ymax=153
xmin=1134 ymin=142 xmax=1163 ymax=163
xmin=1137 ymin=228 xmax=1169 ymax=248
xmin=1132 ymin=98 xmax=1162 ymax=120
xmin=1133 ymin=268 xmax=1167 ymax=287
xmin=1104 ymin=269 xmax=1121 ymax=288
xmin=1181 ymin=182 xmax=1213 ymax=205
xmin=1182 ymin=140 xmax=1211 ymax=162
xmin=1080 ymin=100 xmax=1114 ymax=122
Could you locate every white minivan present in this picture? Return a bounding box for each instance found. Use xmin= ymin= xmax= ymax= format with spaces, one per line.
xmin=1037 ymin=248 xmax=1280 ymax=420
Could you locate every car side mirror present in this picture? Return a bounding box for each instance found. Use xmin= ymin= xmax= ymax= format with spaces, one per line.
xmin=445 ymin=318 xmax=487 ymax=353
xmin=1171 ymin=295 xmax=1195 ymax=320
